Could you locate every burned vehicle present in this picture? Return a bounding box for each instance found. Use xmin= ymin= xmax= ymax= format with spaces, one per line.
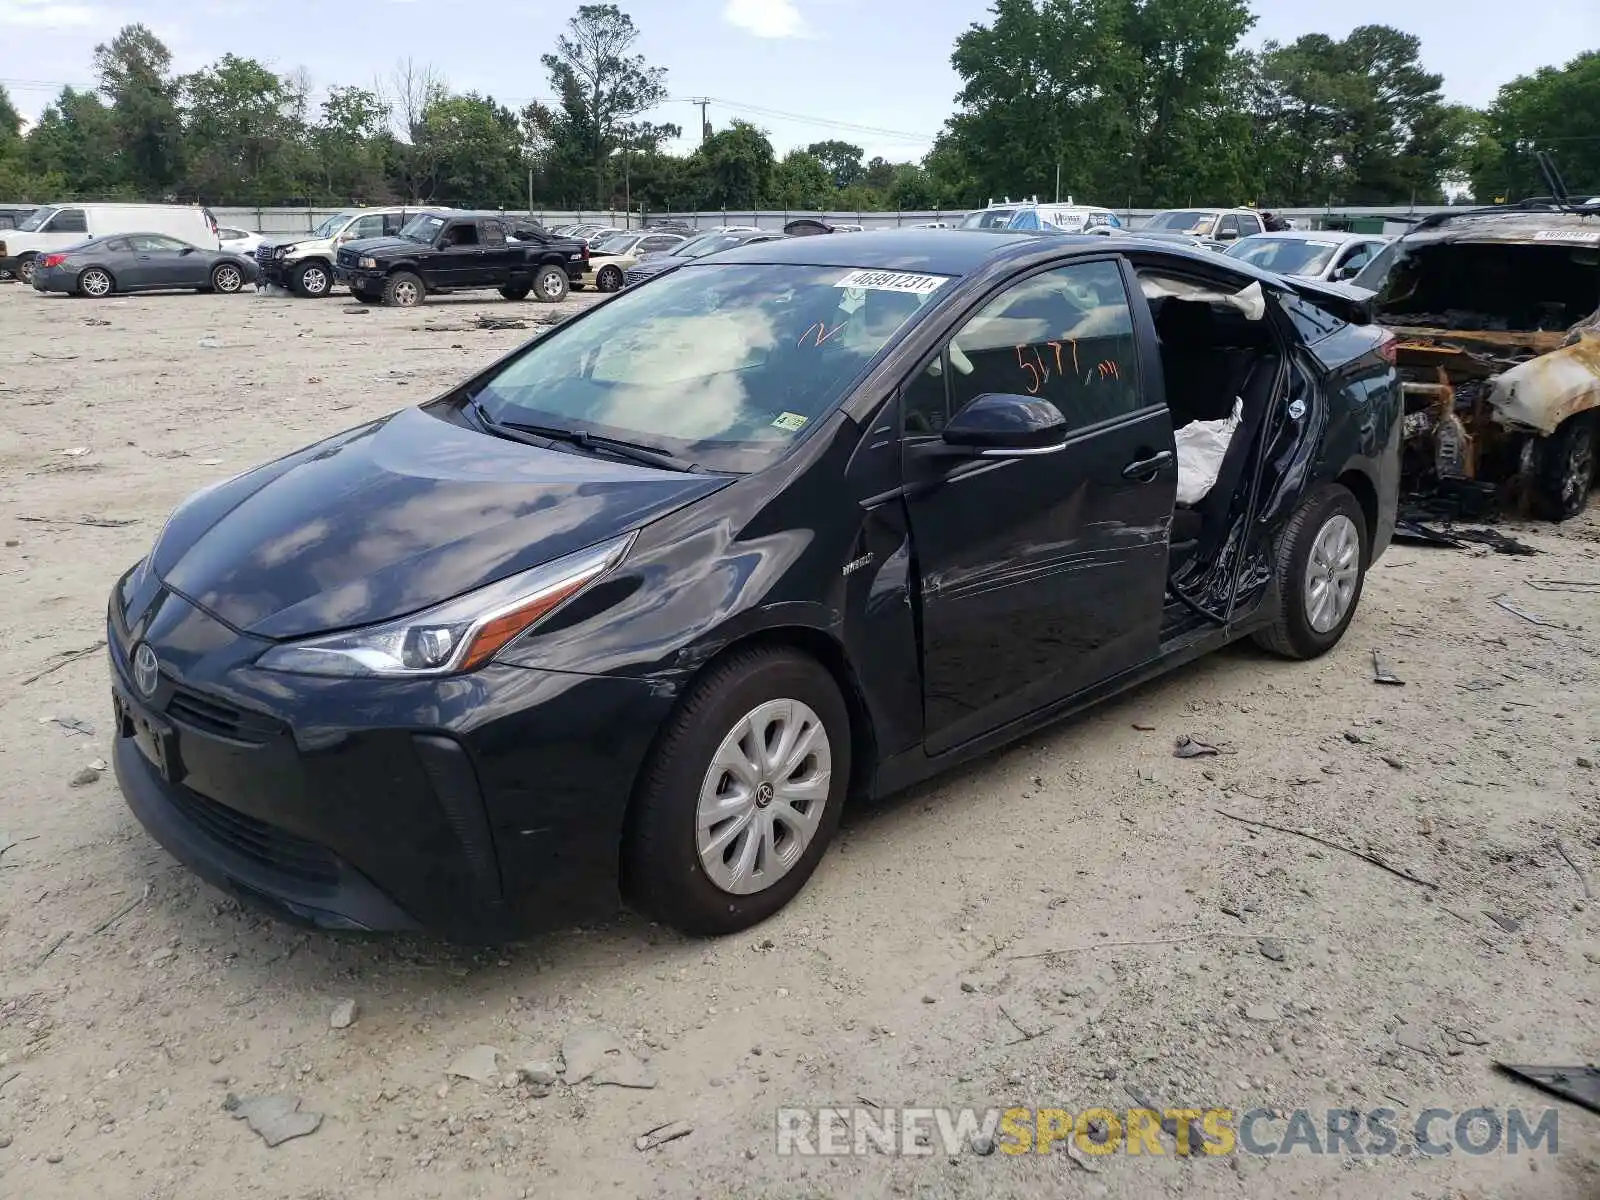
xmin=1357 ymin=207 xmax=1600 ymax=520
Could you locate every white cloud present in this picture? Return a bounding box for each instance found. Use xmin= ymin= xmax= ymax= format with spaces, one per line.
xmin=0 ymin=0 xmax=105 ymax=26
xmin=723 ymin=0 xmax=807 ymax=39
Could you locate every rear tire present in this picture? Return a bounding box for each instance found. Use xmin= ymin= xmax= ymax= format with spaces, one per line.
xmin=77 ymin=267 xmax=114 ymax=298
xmin=533 ymin=265 xmax=569 ymax=303
xmin=17 ymin=254 xmax=38 ymax=286
xmin=498 ymin=283 xmax=531 ymax=301
xmin=1252 ymin=484 xmax=1369 ymax=660
xmin=211 ymin=263 xmax=244 ymax=294
xmin=624 ymin=648 xmax=849 ymax=936
xmin=382 ymin=270 xmax=425 ymax=308
xmin=290 ymin=260 xmax=331 ymax=298
xmin=1530 ymin=412 xmax=1597 ymax=522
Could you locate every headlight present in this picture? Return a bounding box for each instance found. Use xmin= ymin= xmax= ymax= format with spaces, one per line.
xmin=358 ymin=256 xmax=376 ymax=269
xmin=274 ymin=245 xmax=290 ymax=258
xmin=255 ymin=533 xmax=635 ymax=678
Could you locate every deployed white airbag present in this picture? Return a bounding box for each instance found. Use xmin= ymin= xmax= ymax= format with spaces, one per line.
xmin=1174 ymin=399 xmax=1242 ymax=506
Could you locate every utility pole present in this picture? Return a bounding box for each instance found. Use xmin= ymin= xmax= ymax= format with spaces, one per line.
xmin=1055 ymin=161 xmax=1061 ymax=204
xmin=689 ymin=97 xmax=711 ymax=145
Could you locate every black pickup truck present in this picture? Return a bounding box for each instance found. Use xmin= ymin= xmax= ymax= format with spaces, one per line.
xmin=336 ymin=213 xmax=588 ymax=306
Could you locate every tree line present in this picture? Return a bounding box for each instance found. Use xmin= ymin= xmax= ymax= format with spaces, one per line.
xmin=0 ymin=2 xmax=1595 ymax=214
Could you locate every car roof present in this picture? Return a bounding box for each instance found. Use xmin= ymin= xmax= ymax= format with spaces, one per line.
xmin=1398 ymin=207 xmax=1600 ymax=246
xmin=708 ymin=228 xmax=1059 ymax=275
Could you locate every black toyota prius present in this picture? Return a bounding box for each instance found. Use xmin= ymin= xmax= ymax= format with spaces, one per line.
xmin=108 ymin=230 xmax=1400 ymax=939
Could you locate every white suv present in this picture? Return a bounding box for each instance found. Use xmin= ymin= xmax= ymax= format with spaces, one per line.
xmin=256 ymin=207 xmax=450 ymax=297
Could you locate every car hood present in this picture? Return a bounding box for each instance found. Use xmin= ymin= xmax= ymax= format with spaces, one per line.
xmin=155 ymin=405 xmax=731 ymax=639
xmin=340 ymin=236 xmax=423 ymax=257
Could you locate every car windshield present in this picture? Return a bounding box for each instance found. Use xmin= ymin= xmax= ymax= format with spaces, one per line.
xmin=1145 ymin=211 xmax=1214 ymax=232
xmin=677 ymin=233 xmax=745 ymax=258
xmin=313 ymin=213 xmax=356 ymax=238
xmin=593 ymin=233 xmax=639 ymax=254
xmin=399 ymin=214 xmax=446 ymax=243
xmin=959 ymin=208 xmax=1017 ymax=230
xmin=1225 ymin=237 xmax=1341 ymax=277
xmin=468 ymin=263 xmax=947 ymax=473
xmin=18 ymin=206 xmax=56 ymax=232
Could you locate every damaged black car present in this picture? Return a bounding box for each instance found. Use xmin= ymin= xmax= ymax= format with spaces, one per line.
xmin=107 ymin=231 xmax=1399 ymax=940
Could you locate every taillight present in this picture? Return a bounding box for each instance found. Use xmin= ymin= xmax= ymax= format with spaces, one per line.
xmin=40 ymin=253 xmax=68 ymax=269
xmin=581 ymin=244 xmax=590 ymax=262
xmin=1377 ymin=333 xmax=1397 ymax=365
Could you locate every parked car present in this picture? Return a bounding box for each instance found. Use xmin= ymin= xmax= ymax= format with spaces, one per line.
xmin=256 ymin=207 xmax=449 ymax=298
xmin=646 ymin=220 xmax=697 ymax=236
xmin=623 ymin=228 xmax=787 ymax=288
xmin=1225 ymin=231 xmax=1390 ymax=282
xmin=581 ymin=227 xmax=625 ymax=249
xmin=1140 ymin=208 xmax=1265 ymax=246
xmin=1 ymin=203 xmax=221 ymax=285
xmin=107 ymin=229 xmax=1398 ymax=939
xmin=958 ymin=199 xmax=1122 ymax=234
xmin=30 ymin=233 xmax=258 ymax=297
xmin=335 ymin=211 xmax=588 ymax=306
xmin=217 ymin=226 xmax=264 ymax=256
xmin=582 ymin=230 xmax=688 ymax=291
xmin=1353 ymin=205 xmax=1600 ymax=520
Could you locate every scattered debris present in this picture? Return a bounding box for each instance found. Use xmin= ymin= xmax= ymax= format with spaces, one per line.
xmin=1065 ymin=1137 xmax=1100 ymax=1173
xmin=998 ymin=1004 xmax=1053 ymax=1045
xmin=446 ymin=1044 xmax=502 ymax=1084
xmin=970 ymin=1130 xmax=998 ymax=1155
xmin=197 ymin=337 xmax=222 ymax=349
xmin=59 ymin=446 xmax=91 ymax=457
xmin=1371 ymin=651 xmax=1406 ymax=686
xmin=1554 ymin=839 xmax=1594 ymax=900
xmin=1393 ymin=521 xmax=1463 ymax=549
xmin=329 ymin=999 xmax=357 ymax=1030
xmin=1458 ymin=678 xmax=1501 ymax=692
xmin=475 ymin=314 xmax=527 ymax=330
xmin=635 ymin=1120 xmax=692 ymax=1151
xmin=1496 ymin=1064 xmax=1600 ymax=1116
xmin=34 ymin=931 xmax=71 ymax=968
xmin=1397 ymin=1025 xmax=1437 ymax=1056
xmin=1493 ymin=595 xmax=1563 ymax=628
xmin=1257 ymin=938 xmax=1286 ymax=962
xmin=69 ymin=765 xmax=101 ymax=787
xmin=41 ymin=715 xmax=94 ymax=736
xmin=1173 ymin=735 xmax=1218 ymax=759
xmin=1484 ymin=911 xmax=1522 ymax=934
xmin=91 ymin=882 xmax=151 ymax=935
xmin=224 ymin=1094 xmax=323 ymax=1146
xmin=1214 ymin=809 xmax=1438 ymax=890
xmin=1382 ymin=755 xmax=1406 ymax=770
xmin=0 ymin=831 xmax=13 ymax=863
xmin=1343 ymin=730 xmax=1367 ymax=744
xmin=517 ymin=1061 xmax=558 ymax=1095
xmin=84 ymin=317 xmax=110 ymax=326
xmin=561 ymin=1028 xmax=657 ymax=1088
xmin=1454 ymin=1029 xmax=1488 ymax=1047
xmin=342 ymin=306 xmax=371 ymax=315
xmin=19 ymin=641 xmax=106 ymax=685
xmin=1132 ymin=722 xmax=1156 ymax=731
xmin=1457 ymin=528 xmax=1539 ymax=556
xmin=1526 ymin=578 xmax=1600 ymax=593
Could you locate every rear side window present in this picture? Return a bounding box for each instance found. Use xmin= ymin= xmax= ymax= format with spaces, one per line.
xmin=383 ymin=213 xmax=407 ymax=236
xmin=103 ymin=237 xmax=133 ymax=252
xmin=1281 ymin=295 xmax=1347 ymax=344
xmin=480 ymin=220 xmax=507 ymax=246
xmin=47 ymin=208 xmax=87 ymax=234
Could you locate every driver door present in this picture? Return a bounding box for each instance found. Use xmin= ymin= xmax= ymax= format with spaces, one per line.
xmin=901 ymin=257 xmax=1177 ymax=755
xmin=128 ymin=234 xmax=206 ymax=289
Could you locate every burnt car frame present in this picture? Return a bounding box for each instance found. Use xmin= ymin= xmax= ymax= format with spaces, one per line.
xmin=106 ymin=231 xmax=1400 ymax=940
xmin=1355 ymin=204 xmax=1600 ymax=520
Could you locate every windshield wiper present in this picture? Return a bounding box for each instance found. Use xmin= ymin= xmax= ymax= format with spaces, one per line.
xmin=466 ymin=400 xmax=699 ymax=472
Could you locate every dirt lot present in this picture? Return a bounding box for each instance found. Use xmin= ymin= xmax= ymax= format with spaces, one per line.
xmin=1 ymin=280 xmax=1599 ymax=1200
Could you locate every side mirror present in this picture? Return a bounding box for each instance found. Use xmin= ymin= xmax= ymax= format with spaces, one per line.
xmin=1215 ymin=228 xmax=1239 ymax=242
xmin=940 ymin=393 xmax=1068 ymax=457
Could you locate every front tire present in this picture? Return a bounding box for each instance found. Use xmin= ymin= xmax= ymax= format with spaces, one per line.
xmin=1530 ymin=412 xmax=1597 ymax=522
xmin=624 ymin=648 xmax=850 ymax=936
xmin=77 ymin=267 xmax=114 ymax=298
xmin=290 ymin=260 xmax=331 ymax=298
xmin=533 ymin=265 xmax=569 ymax=303
xmin=211 ymin=263 xmax=244 ymax=294
xmin=1252 ymin=484 xmax=1369 ymax=660
xmin=596 ymin=264 xmax=623 ymax=293
xmin=382 ymin=270 xmax=425 ymax=308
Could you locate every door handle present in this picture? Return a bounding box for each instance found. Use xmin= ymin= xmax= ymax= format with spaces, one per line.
xmin=1121 ymin=450 xmax=1174 ymax=481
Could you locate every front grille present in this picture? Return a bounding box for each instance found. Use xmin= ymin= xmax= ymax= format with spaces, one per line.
xmin=255 ymin=244 xmax=275 ymax=268
xmin=165 ymin=683 xmax=283 ymax=746
xmin=166 ymin=785 xmax=338 ymax=887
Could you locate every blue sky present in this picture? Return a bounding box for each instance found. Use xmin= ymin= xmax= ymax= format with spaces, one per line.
xmin=2 ymin=0 xmax=1596 ymax=162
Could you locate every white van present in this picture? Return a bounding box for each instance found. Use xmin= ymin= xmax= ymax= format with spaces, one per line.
xmin=0 ymin=203 xmax=220 ymax=285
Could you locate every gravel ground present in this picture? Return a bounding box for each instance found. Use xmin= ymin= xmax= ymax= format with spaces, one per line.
xmin=1 ymin=281 xmax=1598 ymax=1200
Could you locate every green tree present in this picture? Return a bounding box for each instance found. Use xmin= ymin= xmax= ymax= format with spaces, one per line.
xmin=314 ymin=86 xmax=394 ymax=203
xmin=691 ymin=120 xmax=774 ymax=208
xmin=93 ymin=24 xmax=183 ymax=194
xmin=1471 ymin=52 xmax=1600 ymax=203
xmin=0 ymin=84 xmax=20 ymax=147
xmin=535 ymin=4 xmax=670 ymax=206
xmin=804 ymin=139 xmax=864 ymax=189
xmin=24 ymin=87 xmax=124 ymax=196
xmin=772 ymin=150 xmax=833 ymax=208
xmin=412 ymin=93 xmax=525 ymax=206
xmin=180 ymin=55 xmax=311 ymax=203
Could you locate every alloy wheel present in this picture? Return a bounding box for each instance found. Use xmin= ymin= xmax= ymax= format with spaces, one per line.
xmin=299 ymin=266 xmax=329 ymax=295
xmin=1303 ymin=513 xmax=1360 ymax=634
xmin=391 ymin=278 xmax=421 ymax=306
xmin=80 ymin=269 xmax=112 ymax=297
xmin=540 ymin=271 xmax=565 ymax=299
xmin=215 ymin=266 xmax=242 ymax=293
xmin=695 ymin=698 xmax=832 ymax=896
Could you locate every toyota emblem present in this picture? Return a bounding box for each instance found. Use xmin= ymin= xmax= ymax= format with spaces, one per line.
xmin=132 ymin=643 xmax=160 ymax=698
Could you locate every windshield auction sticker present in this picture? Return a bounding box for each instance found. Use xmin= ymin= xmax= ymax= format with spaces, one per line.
xmin=1534 ymin=230 xmax=1600 ymax=245
xmin=833 ymin=270 xmax=950 ymax=295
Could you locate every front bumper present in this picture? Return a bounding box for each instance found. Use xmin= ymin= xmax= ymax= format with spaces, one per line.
xmin=337 ymin=266 xmax=386 ymax=290
xmin=107 ymin=573 xmax=674 ymax=938
xmin=256 ymin=257 xmax=296 ymax=288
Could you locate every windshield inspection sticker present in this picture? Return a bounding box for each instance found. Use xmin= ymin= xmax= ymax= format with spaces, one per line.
xmin=772 ymin=412 xmax=810 ymax=431
xmin=833 ymin=269 xmax=949 ymax=295
xmin=1534 ymin=229 xmax=1600 ymax=245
